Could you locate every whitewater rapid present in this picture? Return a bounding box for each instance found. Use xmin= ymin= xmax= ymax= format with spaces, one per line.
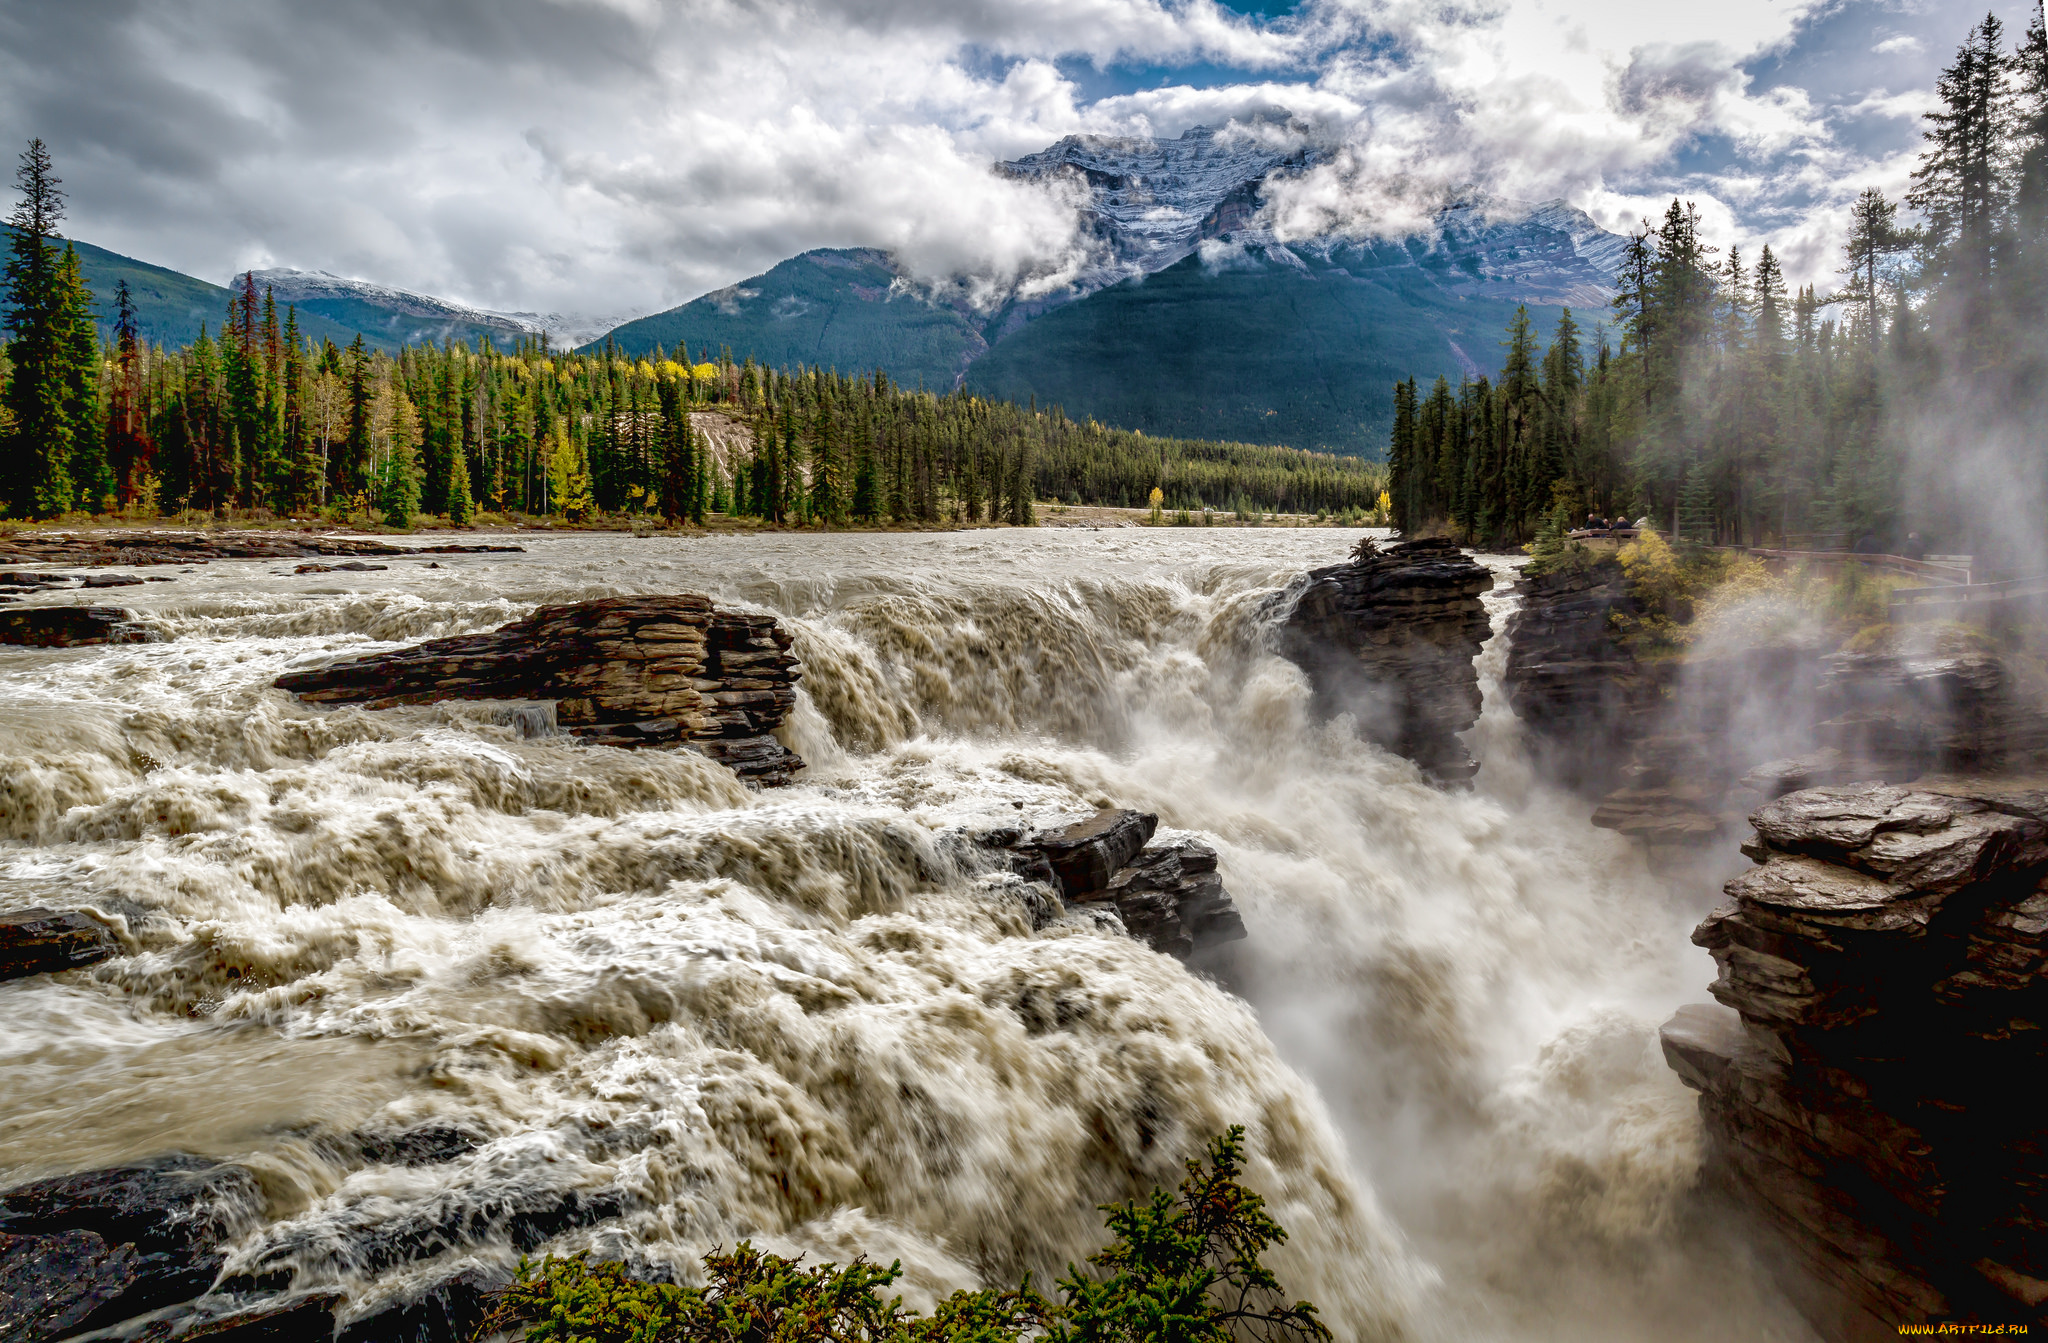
xmin=0 ymin=529 xmax=1814 ymax=1341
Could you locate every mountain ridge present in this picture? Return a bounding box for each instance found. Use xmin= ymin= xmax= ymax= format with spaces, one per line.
xmin=600 ymin=120 xmax=1628 ymax=453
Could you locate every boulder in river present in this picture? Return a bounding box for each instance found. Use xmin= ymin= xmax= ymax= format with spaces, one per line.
xmin=1275 ymin=537 xmax=1494 ymax=782
xmin=275 ymin=595 xmax=805 ymax=786
xmin=1664 ymin=778 xmax=2048 ymax=1335
xmin=0 ymin=1156 xmax=262 ymax=1343
xmin=987 ymin=809 xmax=1249 ymax=959
xmin=0 ymin=908 xmax=117 ymax=982
xmin=0 ymin=606 xmax=160 ymax=647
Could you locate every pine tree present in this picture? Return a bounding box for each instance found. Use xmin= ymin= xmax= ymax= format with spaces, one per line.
xmin=380 ymin=388 xmax=422 ymax=527
xmin=1839 ymin=189 xmax=1912 ymax=341
xmin=340 ymin=335 xmax=372 ymax=505
xmin=2 ymin=139 xmax=75 ymax=517
xmin=1910 ymin=13 xmax=2011 ymax=298
xmin=106 ymin=278 xmax=153 ymax=507
xmin=56 ymin=244 xmax=108 ymax=511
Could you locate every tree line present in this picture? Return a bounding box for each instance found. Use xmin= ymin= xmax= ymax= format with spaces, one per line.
xmin=0 ymin=148 xmax=1384 ymax=529
xmin=1388 ymin=8 xmax=2048 ymax=562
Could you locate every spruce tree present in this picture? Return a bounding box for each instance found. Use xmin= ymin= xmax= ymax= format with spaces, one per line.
xmin=56 ymin=244 xmax=108 ymax=511
xmin=107 ymin=278 xmax=153 ymax=507
xmin=2 ymin=138 xmax=74 ymax=517
xmin=380 ymin=389 xmax=422 ymax=527
xmin=1910 ymin=13 xmax=2010 ymax=299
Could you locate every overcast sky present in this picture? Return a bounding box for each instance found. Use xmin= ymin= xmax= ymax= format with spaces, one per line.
xmin=0 ymin=0 xmax=2034 ymax=317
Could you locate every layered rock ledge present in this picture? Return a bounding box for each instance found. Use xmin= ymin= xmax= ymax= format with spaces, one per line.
xmin=1275 ymin=537 xmax=1495 ymax=781
xmin=0 ymin=607 xmax=161 ymax=647
xmin=275 ymin=595 xmax=805 ymax=786
xmin=0 ymin=530 xmax=522 ymax=567
xmin=1663 ymin=779 xmax=2048 ymax=1335
xmin=973 ymin=808 xmax=1247 ymax=961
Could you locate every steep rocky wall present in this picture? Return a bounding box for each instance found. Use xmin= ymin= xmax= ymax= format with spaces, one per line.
xmin=1503 ymin=558 xmax=2048 ymax=851
xmin=1663 ymin=780 xmax=2048 ymax=1335
xmin=1275 ymin=537 xmax=1494 ymax=782
xmin=275 ymin=595 xmax=804 ymax=785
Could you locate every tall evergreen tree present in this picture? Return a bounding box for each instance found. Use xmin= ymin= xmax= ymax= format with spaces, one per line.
xmin=2 ymin=138 xmax=74 ymax=516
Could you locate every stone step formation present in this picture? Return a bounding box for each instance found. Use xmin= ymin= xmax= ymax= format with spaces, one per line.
xmin=973 ymin=808 xmax=1248 ymax=961
xmin=1274 ymin=537 xmax=1495 ymax=782
xmin=1664 ymin=780 xmax=2048 ymax=1336
xmin=274 ymin=595 xmax=806 ymax=786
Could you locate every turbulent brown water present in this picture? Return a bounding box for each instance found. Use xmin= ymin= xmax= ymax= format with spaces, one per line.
xmin=0 ymin=529 xmax=1817 ymax=1341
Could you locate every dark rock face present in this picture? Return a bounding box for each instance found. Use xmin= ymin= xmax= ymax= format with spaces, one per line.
xmin=1815 ymin=651 xmax=2048 ymax=779
xmin=1502 ymin=558 xmax=1666 ymax=793
xmin=1502 ymin=558 xmax=2048 ymax=854
xmin=0 ymin=606 xmax=160 ymax=647
xmin=0 ymin=1157 xmax=262 ymax=1343
xmin=984 ymin=809 xmax=1248 ymax=959
xmin=275 ymin=595 xmax=805 ymax=786
xmin=1664 ymin=780 xmax=2048 ymax=1334
xmin=0 ymin=908 xmax=117 ymax=981
xmin=1276 ymin=537 xmax=1495 ymax=782
xmin=1033 ymin=808 xmax=1157 ymax=894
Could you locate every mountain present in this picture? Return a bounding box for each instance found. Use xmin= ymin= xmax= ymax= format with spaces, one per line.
xmin=599 ymin=123 xmax=1628 ymax=454
xmin=1 ymin=230 xmax=630 ymax=354
xmin=246 ymin=269 xmax=631 ymax=351
xmin=1 ymin=227 xmax=364 ymax=350
xmin=594 ymin=248 xmax=987 ymax=388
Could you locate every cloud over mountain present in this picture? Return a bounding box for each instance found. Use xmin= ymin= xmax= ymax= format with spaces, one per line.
xmin=0 ymin=0 xmax=2023 ymax=315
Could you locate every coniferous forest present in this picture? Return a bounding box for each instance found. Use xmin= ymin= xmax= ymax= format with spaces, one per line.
xmin=1388 ymin=11 xmax=2048 ymax=563
xmin=0 ymin=143 xmax=1383 ymax=530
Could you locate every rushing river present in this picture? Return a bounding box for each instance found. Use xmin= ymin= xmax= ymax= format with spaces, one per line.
xmin=0 ymin=529 xmax=1815 ymax=1341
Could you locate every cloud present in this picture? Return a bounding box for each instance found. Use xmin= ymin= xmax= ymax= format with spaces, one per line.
xmin=0 ymin=0 xmax=1976 ymax=313
xmin=1872 ymin=33 xmax=1924 ymax=56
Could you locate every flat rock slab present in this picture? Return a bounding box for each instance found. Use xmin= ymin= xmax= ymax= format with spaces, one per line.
xmin=275 ymin=595 xmax=805 ymax=786
xmin=1032 ymin=808 xmax=1157 ymax=896
xmin=0 ymin=607 xmax=160 ymax=647
xmin=0 ymin=908 xmax=117 ymax=980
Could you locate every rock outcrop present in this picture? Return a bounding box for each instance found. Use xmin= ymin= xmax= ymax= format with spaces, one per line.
xmin=276 ymin=595 xmax=805 ymax=786
xmin=0 ymin=531 xmax=521 ymax=568
xmin=0 ymin=606 xmax=161 ymax=647
xmin=1664 ymin=780 xmax=2048 ymax=1335
xmin=0 ymin=908 xmax=117 ymax=982
xmin=1276 ymin=537 xmax=1495 ymax=781
xmin=1502 ymin=558 xmax=1665 ymax=792
xmin=0 ymin=1157 xmax=262 ymax=1343
xmin=976 ymin=809 xmax=1247 ymax=960
xmin=1503 ymin=558 xmax=2048 ymax=852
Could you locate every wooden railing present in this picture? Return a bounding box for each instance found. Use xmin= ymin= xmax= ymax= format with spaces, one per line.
xmin=1890 ymin=572 xmax=2048 ymax=620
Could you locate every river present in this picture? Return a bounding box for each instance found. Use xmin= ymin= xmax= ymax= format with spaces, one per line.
xmin=0 ymin=528 xmax=1815 ymax=1341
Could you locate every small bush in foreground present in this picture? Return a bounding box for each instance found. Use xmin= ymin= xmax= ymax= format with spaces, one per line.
xmin=479 ymin=1127 xmax=1329 ymax=1343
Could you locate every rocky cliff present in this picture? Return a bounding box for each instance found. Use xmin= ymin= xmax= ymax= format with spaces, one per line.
xmin=1503 ymin=558 xmax=2048 ymax=851
xmin=1275 ymin=537 xmax=1495 ymax=782
xmin=275 ymin=595 xmax=805 ymax=786
xmin=1663 ymin=780 xmax=2048 ymax=1335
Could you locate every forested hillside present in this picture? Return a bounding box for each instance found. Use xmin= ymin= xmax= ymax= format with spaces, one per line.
xmin=1388 ymin=10 xmax=2048 ymax=566
xmin=0 ymin=175 xmax=1382 ymax=527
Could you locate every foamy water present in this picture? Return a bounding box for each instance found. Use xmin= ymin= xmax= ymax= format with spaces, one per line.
xmin=0 ymin=529 xmax=1814 ymax=1341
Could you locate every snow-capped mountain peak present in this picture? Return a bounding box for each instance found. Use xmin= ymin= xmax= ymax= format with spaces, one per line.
xmin=239 ymin=268 xmax=635 ymax=348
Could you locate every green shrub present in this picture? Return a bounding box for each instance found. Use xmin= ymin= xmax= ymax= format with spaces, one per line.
xmin=479 ymin=1127 xmax=1327 ymax=1343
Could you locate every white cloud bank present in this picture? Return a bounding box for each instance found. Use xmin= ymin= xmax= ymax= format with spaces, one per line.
xmin=0 ymin=0 xmax=1979 ymax=313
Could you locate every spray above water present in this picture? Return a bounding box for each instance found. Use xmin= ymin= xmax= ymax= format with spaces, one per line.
xmin=0 ymin=531 xmax=1812 ymax=1340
